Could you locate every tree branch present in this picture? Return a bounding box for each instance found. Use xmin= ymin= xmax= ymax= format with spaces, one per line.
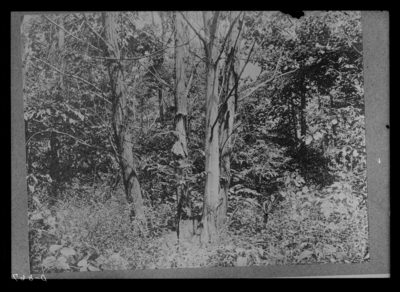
xmin=82 ymin=13 xmax=113 ymax=50
xmin=183 ymin=62 xmax=199 ymax=99
xmin=239 ymin=68 xmax=298 ymax=102
xmin=43 ymin=15 xmax=102 ymax=53
xmin=215 ymin=11 xmax=243 ymax=65
xmin=31 ymin=56 xmax=111 ymax=104
xmin=137 ymin=60 xmax=174 ymax=91
xmin=209 ymin=39 xmax=257 ymax=141
xmin=179 ymin=12 xmax=207 ymax=47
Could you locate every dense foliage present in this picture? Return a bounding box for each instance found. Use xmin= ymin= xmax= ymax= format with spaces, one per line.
xmin=22 ymin=11 xmax=369 ymax=273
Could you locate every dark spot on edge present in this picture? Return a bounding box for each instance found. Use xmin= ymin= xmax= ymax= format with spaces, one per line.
xmin=280 ymin=10 xmax=305 ymax=19
xmin=386 ymin=125 xmax=389 ymax=129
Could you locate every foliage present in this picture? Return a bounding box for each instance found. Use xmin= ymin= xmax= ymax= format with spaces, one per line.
xmin=23 ymin=11 xmax=368 ymax=273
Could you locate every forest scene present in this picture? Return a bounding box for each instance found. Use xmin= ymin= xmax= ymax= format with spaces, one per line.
xmin=21 ymin=11 xmax=369 ymax=274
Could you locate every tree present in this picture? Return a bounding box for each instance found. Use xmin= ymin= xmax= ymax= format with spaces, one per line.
xmin=172 ymin=11 xmax=190 ymax=237
xmin=102 ymin=12 xmax=145 ymax=224
xmin=219 ymin=11 xmax=244 ymax=226
xmin=199 ymin=11 xmax=221 ymax=244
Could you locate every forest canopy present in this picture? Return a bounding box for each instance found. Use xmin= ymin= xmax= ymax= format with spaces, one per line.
xmin=22 ymin=11 xmax=368 ymax=273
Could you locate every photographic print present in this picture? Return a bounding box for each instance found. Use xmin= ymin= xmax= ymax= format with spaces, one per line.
xmin=21 ymin=11 xmax=370 ymax=274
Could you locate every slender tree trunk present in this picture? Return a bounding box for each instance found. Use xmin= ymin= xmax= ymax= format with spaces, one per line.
xmin=172 ymin=12 xmax=190 ymax=238
xmin=49 ymin=15 xmax=66 ymax=202
xmin=290 ymin=94 xmax=298 ymax=141
xmin=219 ymin=11 xmax=243 ymax=228
xmin=102 ymin=12 xmax=145 ymax=223
xmin=300 ymin=91 xmax=307 ymax=138
xmin=158 ymin=89 xmax=164 ymax=124
xmin=58 ymin=15 xmax=65 ymax=89
xmin=21 ymin=16 xmax=31 ymax=174
xmin=201 ymin=11 xmax=221 ymax=244
xmin=158 ymin=12 xmax=166 ymax=126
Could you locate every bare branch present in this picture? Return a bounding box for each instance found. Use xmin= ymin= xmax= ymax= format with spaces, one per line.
xmin=43 ymin=15 xmax=102 ymax=53
xmin=215 ymin=11 xmax=243 ymax=65
xmin=209 ymin=39 xmax=257 ymax=141
xmin=183 ymin=61 xmax=199 ymax=99
xmin=239 ymin=68 xmax=298 ymax=102
xmin=31 ymin=56 xmax=111 ymax=104
xmin=137 ymin=60 xmax=174 ymax=91
xmin=82 ymin=13 xmax=112 ymax=50
xmin=179 ymin=12 xmax=207 ymax=47
xmin=189 ymin=49 xmax=207 ymax=63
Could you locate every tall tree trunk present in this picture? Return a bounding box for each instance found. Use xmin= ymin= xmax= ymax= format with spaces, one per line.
xmin=158 ymin=12 xmax=167 ymax=126
xmin=49 ymin=15 xmax=66 ymax=202
xmin=201 ymin=11 xmax=221 ymax=244
xmin=219 ymin=11 xmax=243 ymax=228
xmin=21 ymin=16 xmax=31 ymax=174
xmin=172 ymin=11 xmax=190 ymax=238
xmin=102 ymin=12 xmax=145 ymax=224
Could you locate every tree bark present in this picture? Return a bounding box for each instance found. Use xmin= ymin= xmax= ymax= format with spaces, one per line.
xmin=172 ymin=12 xmax=190 ymax=238
xmin=201 ymin=11 xmax=221 ymax=244
xmin=219 ymin=11 xmax=243 ymax=229
xmin=21 ymin=16 xmax=31 ymax=174
xmin=158 ymin=89 xmax=164 ymax=124
xmin=49 ymin=15 xmax=66 ymax=202
xmin=102 ymin=12 xmax=145 ymax=224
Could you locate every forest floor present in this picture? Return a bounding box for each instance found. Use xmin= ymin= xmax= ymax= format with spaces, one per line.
xmin=28 ymin=181 xmax=369 ymax=273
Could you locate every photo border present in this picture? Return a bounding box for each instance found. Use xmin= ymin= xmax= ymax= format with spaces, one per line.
xmin=11 ymin=11 xmax=389 ymax=278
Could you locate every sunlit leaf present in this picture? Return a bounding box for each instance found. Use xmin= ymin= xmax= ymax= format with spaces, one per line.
xmin=60 ymin=247 xmax=76 ymax=256
xmin=42 ymin=256 xmax=56 ymax=267
xmin=236 ymin=256 xmax=247 ymax=266
xmin=49 ymin=245 xmax=63 ymax=253
xmin=77 ymin=259 xmax=88 ymax=267
xmin=88 ymin=265 xmax=101 ymax=271
xmin=297 ymin=250 xmax=313 ymax=261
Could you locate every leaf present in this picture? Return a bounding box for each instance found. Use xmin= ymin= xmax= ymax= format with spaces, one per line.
xmin=88 ymin=265 xmax=101 ymax=271
xmin=353 ymin=150 xmax=359 ymax=157
xmin=28 ymin=185 xmax=35 ymax=193
xmin=80 ymin=266 xmax=88 ymax=272
xmin=305 ymin=135 xmax=313 ymax=145
xmin=297 ymin=250 xmax=313 ymax=261
xmin=77 ymin=259 xmax=87 ymax=267
xmin=109 ymin=253 xmax=121 ymax=261
xmin=236 ymin=256 xmax=247 ymax=267
xmin=60 ymin=247 xmax=76 ymax=256
xmin=42 ymin=256 xmax=56 ymax=268
xmin=55 ymin=259 xmax=70 ymax=270
xmin=332 ymin=182 xmax=343 ymax=189
xmin=31 ymin=213 xmax=43 ymax=220
xmin=49 ymin=245 xmax=63 ymax=253
xmin=331 ymin=119 xmax=338 ymax=125
xmin=57 ymin=256 xmax=67 ymax=263
xmin=235 ymin=247 xmax=245 ymax=254
xmin=302 ymin=186 xmax=309 ymax=194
